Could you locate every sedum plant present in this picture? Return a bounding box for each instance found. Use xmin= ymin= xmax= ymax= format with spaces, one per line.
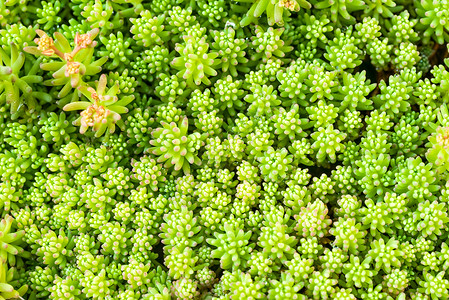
xmin=3 ymin=1 xmax=449 ymax=299
xmin=238 ymin=0 xmax=312 ymax=26
xmin=63 ymin=74 xmax=134 ymax=137
xmin=0 ymin=43 xmax=49 ymax=117
xmin=150 ymin=116 xmax=205 ymax=174
xmin=24 ymin=28 xmax=107 ymax=98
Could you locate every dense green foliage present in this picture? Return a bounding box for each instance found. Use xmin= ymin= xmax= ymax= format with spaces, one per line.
xmin=1 ymin=0 xmax=449 ymax=299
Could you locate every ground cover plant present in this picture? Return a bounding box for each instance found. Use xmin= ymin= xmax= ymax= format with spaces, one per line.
xmin=1 ymin=0 xmax=449 ymax=299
